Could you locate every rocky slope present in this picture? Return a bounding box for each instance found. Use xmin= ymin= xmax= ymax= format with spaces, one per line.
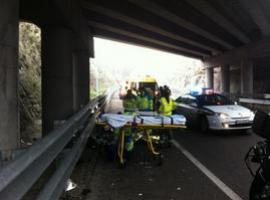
xmin=19 ymin=22 xmax=41 ymax=141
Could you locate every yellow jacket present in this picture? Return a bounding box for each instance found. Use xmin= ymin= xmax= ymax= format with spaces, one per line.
xmin=158 ymin=97 xmax=176 ymax=116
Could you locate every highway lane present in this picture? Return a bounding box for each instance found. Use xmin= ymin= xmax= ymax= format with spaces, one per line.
xmin=70 ymin=128 xmax=259 ymax=200
xmin=81 ymin=92 xmax=262 ymax=199
xmin=84 ymin=142 xmax=231 ymax=200
xmin=172 ymin=129 xmax=261 ymax=199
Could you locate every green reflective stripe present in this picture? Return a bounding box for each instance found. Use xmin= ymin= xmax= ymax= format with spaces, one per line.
xmin=148 ymin=99 xmax=153 ymax=110
xmin=125 ymin=127 xmax=132 ymax=135
xmin=114 ymin=128 xmax=120 ymax=136
xmin=123 ymin=99 xmax=137 ymax=112
xmin=137 ymin=96 xmax=149 ymax=110
xmin=125 ymin=140 xmax=134 ymax=151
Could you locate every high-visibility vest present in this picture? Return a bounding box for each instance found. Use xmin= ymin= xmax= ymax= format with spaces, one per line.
xmin=158 ymin=97 xmax=176 ymax=116
xmin=148 ymin=97 xmax=153 ymax=111
xmin=137 ymin=96 xmax=149 ymax=111
xmin=123 ymin=98 xmax=137 ymax=113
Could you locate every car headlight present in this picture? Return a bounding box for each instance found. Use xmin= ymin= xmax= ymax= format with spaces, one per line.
xmin=249 ymin=111 xmax=255 ymax=121
xmin=218 ymin=113 xmax=230 ymax=122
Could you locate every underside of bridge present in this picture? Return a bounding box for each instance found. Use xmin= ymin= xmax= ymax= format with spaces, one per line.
xmin=1 ymin=0 xmax=270 ymax=155
xmin=82 ymin=0 xmax=270 ymax=96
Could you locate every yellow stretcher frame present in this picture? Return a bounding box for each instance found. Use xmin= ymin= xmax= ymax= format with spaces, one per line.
xmin=96 ymin=121 xmax=186 ymax=165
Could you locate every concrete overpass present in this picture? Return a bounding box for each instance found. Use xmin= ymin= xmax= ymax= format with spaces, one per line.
xmin=1 ymin=0 xmax=270 ymax=198
xmin=82 ymin=0 xmax=270 ymax=97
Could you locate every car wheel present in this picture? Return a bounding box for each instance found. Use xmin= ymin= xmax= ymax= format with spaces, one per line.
xmin=249 ymin=173 xmax=270 ymax=200
xmin=200 ymin=116 xmax=209 ymax=133
xmin=185 ymin=119 xmax=193 ymax=129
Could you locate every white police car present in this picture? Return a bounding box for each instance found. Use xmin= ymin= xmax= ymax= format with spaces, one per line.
xmin=175 ymin=91 xmax=255 ymax=132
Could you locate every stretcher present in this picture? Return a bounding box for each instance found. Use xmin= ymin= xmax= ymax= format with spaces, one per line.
xmin=96 ymin=113 xmax=186 ymax=166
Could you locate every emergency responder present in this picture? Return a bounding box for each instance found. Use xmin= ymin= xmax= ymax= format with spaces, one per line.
xmin=158 ymin=86 xmax=176 ymax=147
xmin=108 ymin=89 xmax=137 ymax=162
xmin=136 ymin=87 xmax=154 ymax=147
xmin=113 ymin=89 xmax=137 ymax=162
xmin=155 ymin=86 xmax=164 ymax=111
xmin=145 ymin=88 xmax=154 ymax=111
xmin=123 ymin=89 xmax=137 ymax=113
xmin=137 ymin=87 xmax=150 ymax=111
xmin=158 ymin=86 xmax=176 ymax=116
xmin=131 ymin=85 xmax=138 ymax=98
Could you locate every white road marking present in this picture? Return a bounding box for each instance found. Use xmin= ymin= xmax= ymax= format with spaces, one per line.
xmin=171 ymin=139 xmax=243 ymax=200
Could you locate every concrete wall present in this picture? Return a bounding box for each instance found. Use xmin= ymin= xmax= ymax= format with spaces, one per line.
xmin=0 ymin=0 xmax=19 ymax=157
xmin=19 ymin=0 xmax=92 ymax=135
xmin=230 ymin=68 xmax=241 ymax=94
xmin=0 ymin=0 xmax=92 ymax=154
xmin=72 ymin=50 xmax=90 ymax=111
xmin=253 ymin=58 xmax=270 ymax=94
xmin=205 ymin=68 xmax=214 ymax=88
xmin=240 ymin=59 xmax=253 ymax=95
xmin=41 ymin=27 xmax=75 ymax=134
xmin=220 ymin=65 xmax=230 ymax=93
xmin=213 ymin=67 xmax=221 ymax=92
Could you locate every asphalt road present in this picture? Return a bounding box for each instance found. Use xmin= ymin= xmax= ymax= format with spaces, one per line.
xmin=68 ymin=129 xmax=260 ymax=200
xmin=172 ymin=129 xmax=260 ymax=200
xmin=68 ymin=94 xmax=262 ymax=200
xmin=84 ymin=139 xmax=231 ymax=200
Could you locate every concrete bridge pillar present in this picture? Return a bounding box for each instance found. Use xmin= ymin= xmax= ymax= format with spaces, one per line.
xmin=42 ymin=27 xmax=74 ymax=134
xmin=205 ymin=67 xmax=214 ymax=89
xmin=72 ymin=50 xmax=90 ymax=112
xmin=0 ymin=0 xmax=19 ymax=157
xmin=220 ymin=65 xmax=230 ymax=94
xmin=241 ymin=59 xmax=253 ymax=96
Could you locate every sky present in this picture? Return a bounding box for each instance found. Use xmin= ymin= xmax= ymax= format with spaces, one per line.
xmin=90 ymin=37 xmax=204 ymax=96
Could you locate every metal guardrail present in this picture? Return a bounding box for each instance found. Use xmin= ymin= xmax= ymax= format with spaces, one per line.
xmin=239 ymin=98 xmax=270 ymax=105
xmin=0 ymin=89 xmax=115 ymax=200
xmin=223 ymin=93 xmax=270 ymax=103
xmin=221 ymin=93 xmax=270 ymax=113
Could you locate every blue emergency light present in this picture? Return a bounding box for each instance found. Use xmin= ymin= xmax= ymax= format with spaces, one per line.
xmin=190 ymin=87 xmax=214 ymax=96
xmin=190 ymin=90 xmax=200 ymax=96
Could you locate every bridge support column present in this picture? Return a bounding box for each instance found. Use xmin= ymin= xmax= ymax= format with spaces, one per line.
xmin=72 ymin=51 xmax=90 ymax=111
xmin=220 ymin=65 xmax=230 ymax=94
xmin=42 ymin=27 xmax=74 ymax=134
xmin=205 ymin=67 xmax=214 ymax=88
xmin=0 ymin=0 xmax=19 ymax=158
xmin=241 ymin=59 xmax=253 ymax=95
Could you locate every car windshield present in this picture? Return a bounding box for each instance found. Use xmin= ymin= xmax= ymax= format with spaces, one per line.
xmin=196 ymin=94 xmax=232 ymax=106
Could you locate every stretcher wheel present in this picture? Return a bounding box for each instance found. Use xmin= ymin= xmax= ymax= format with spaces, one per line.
xmin=118 ymin=160 xmax=126 ymax=169
xmin=164 ymin=140 xmax=172 ymax=148
xmin=158 ymin=140 xmax=172 ymax=149
xmin=159 ymin=134 xmax=172 ymax=149
xmin=168 ymin=141 xmax=172 ymax=147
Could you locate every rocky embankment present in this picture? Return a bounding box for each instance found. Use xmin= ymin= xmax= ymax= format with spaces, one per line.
xmin=19 ymin=22 xmax=41 ymax=143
